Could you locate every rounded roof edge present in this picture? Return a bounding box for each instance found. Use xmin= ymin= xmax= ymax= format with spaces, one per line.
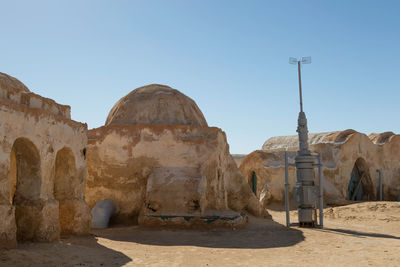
xmin=368 ymin=132 xmax=396 ymax=144
xmin=261 ymin=129 xmax=359 ymax=150
xmin=0 ymin=72 xmax=30 ymax=93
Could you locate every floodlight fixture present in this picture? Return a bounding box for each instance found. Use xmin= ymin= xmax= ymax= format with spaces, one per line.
xmin=301 ymin=56 xmax=312 ymax=64
xmin=289 ymin=56 xmax=312 ymax=112
xmin=289 ymin=57 xmax=298 ymax=65
xmin=289 ymin=56 xmax=312 ymax=65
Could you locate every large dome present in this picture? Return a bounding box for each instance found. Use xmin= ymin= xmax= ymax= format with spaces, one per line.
xmin=105 ymin=84 xmax=208 ymax=127
xmin=0 ymin=72 xmax=30 ymax=92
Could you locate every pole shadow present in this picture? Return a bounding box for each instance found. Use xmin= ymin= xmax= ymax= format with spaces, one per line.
xmin=316 ymin=228 xmax=400 ymax=240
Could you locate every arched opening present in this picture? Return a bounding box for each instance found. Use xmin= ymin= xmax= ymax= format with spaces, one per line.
xmin=10 ymin=138 xmax=42 ymax=241
xmin=54 ymin=147 xmax=78 ymax=235
xmin=348 ymin=158 xmax=374 ymax=201
xmin=250 ymin=171 xmax=257 ymax=196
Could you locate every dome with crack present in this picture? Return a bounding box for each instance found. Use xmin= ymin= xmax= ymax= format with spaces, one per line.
xmin=105 ymin=84 xmax=207 ymax=126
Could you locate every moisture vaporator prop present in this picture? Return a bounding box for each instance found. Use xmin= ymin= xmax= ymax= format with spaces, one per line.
xmin=290 ymin=56 xmax=318 ymax=227
xmin=294 ymin=111 xmax=317 ymax=226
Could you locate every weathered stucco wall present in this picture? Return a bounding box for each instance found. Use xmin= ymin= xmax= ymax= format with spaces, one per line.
xmin=0 ymin=75 xmax=90 ymax=248
xmin=0 ymin=73 xmax=71 ymax=120
xmin=86 ymin=124 xmax=264 ymax=227
xmin=239 ymin=130 xmax=400 ymax=208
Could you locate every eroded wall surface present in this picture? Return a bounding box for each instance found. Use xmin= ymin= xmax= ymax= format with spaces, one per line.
xmin=0 ymin=84 xmax=90 ymax=248
xmin=86 ymin=124 xmax=264 ymax=227
xmin=239 ymin=131 xmax=400 ymax=208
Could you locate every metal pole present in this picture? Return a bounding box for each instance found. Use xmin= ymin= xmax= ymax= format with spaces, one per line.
xmin=318 ymin=153 xmax=323 ymax=228
xmin=377 ymin=169 xmax=382 ymax=201
xmin=298 ymin=60 xmax=303 ymax=112
xmin=284 ymin=151 xmax=290 ymax=227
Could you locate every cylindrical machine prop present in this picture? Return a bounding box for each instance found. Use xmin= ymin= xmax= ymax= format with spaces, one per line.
xmin=294 ymin=111 xmax=317 ymax=227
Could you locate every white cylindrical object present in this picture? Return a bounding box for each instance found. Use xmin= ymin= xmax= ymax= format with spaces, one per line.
xmin=91 ymin=199 xmax=115 ymax=229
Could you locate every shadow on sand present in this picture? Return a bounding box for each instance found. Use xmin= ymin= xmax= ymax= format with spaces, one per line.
xmin=1 ymin=218 xmax=304 ymax=266
xmin=317 ymin=228 xmax=400 ymax=240
xmin=92 ymin=217 xmax=305 ymax=249
xmin=0 ymin=235 xmax=132 ymax=267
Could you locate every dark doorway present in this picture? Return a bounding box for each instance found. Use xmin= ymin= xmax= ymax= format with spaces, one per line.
xmin=250 ymin=171 xmax=257 ymax=196
xmin=348 ymin=158 xmax=374 ymax=201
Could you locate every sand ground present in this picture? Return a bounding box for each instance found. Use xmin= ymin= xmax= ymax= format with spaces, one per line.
xmin=1 ymin=201 xmax=399 ymax=266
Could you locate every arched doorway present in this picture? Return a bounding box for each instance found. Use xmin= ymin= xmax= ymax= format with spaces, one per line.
xmin=348 ymin=158 xmax=374 ymax=201
xmin=250 ymin=171 xmax=257 ymax=196
xmin=54 ymin=147 xmax=78 ymax=235
xmin=10 ymin=138 xmax=42 ymax=241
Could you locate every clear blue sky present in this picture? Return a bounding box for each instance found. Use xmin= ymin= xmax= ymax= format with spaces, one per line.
xmin=1 ymin=0 xmax=399 ymax=154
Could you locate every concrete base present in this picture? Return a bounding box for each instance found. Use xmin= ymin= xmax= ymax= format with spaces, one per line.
xmin=139 ymin=212 xmax=248 ymax=229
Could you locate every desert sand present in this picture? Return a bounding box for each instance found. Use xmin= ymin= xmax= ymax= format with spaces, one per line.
xmin=1 ymin=201 xmax=399 ymax=266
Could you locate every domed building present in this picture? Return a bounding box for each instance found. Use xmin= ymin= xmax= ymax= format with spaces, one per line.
xmin=105 ymin=84 xmax=208 ymax=127
xmin=239 ymin=130 xmax=400 ymax=209
xmin=86 ymin=84 xmax=265 ymax=228
xmin=0 ymin=72 xmax=90 ymax=248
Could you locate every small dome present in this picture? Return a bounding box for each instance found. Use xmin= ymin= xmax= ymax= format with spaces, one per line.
xmin=0 ymin=72 xmax=30 ymax=92
xmin=105 ymin=84 xmax=208 ymax=127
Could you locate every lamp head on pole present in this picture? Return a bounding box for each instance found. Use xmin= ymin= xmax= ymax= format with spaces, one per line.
xmin=289 ymin=57 xmax=298 ymax=65
xmin=289 ymin=56 xmax=312 ymax=64
xmin=289 ymin=56 xmax=312 ymax=112
xmin=301 ymin=56 xmax=312 ymax=64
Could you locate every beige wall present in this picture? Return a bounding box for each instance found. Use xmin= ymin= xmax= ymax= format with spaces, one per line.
xmin=86 ymin=124 xmax=264 ymax=226
xmin=0 ymin=95 xmax=90 ymax=248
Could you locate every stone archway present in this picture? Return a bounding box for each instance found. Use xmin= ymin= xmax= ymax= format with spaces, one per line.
xmin=10 ymin=138 xmax=42 ymax=241
xmin=54 ymin=147 xmax=78 ymax=235
xmin=348 ymin=158 xmax=374 ymax=201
